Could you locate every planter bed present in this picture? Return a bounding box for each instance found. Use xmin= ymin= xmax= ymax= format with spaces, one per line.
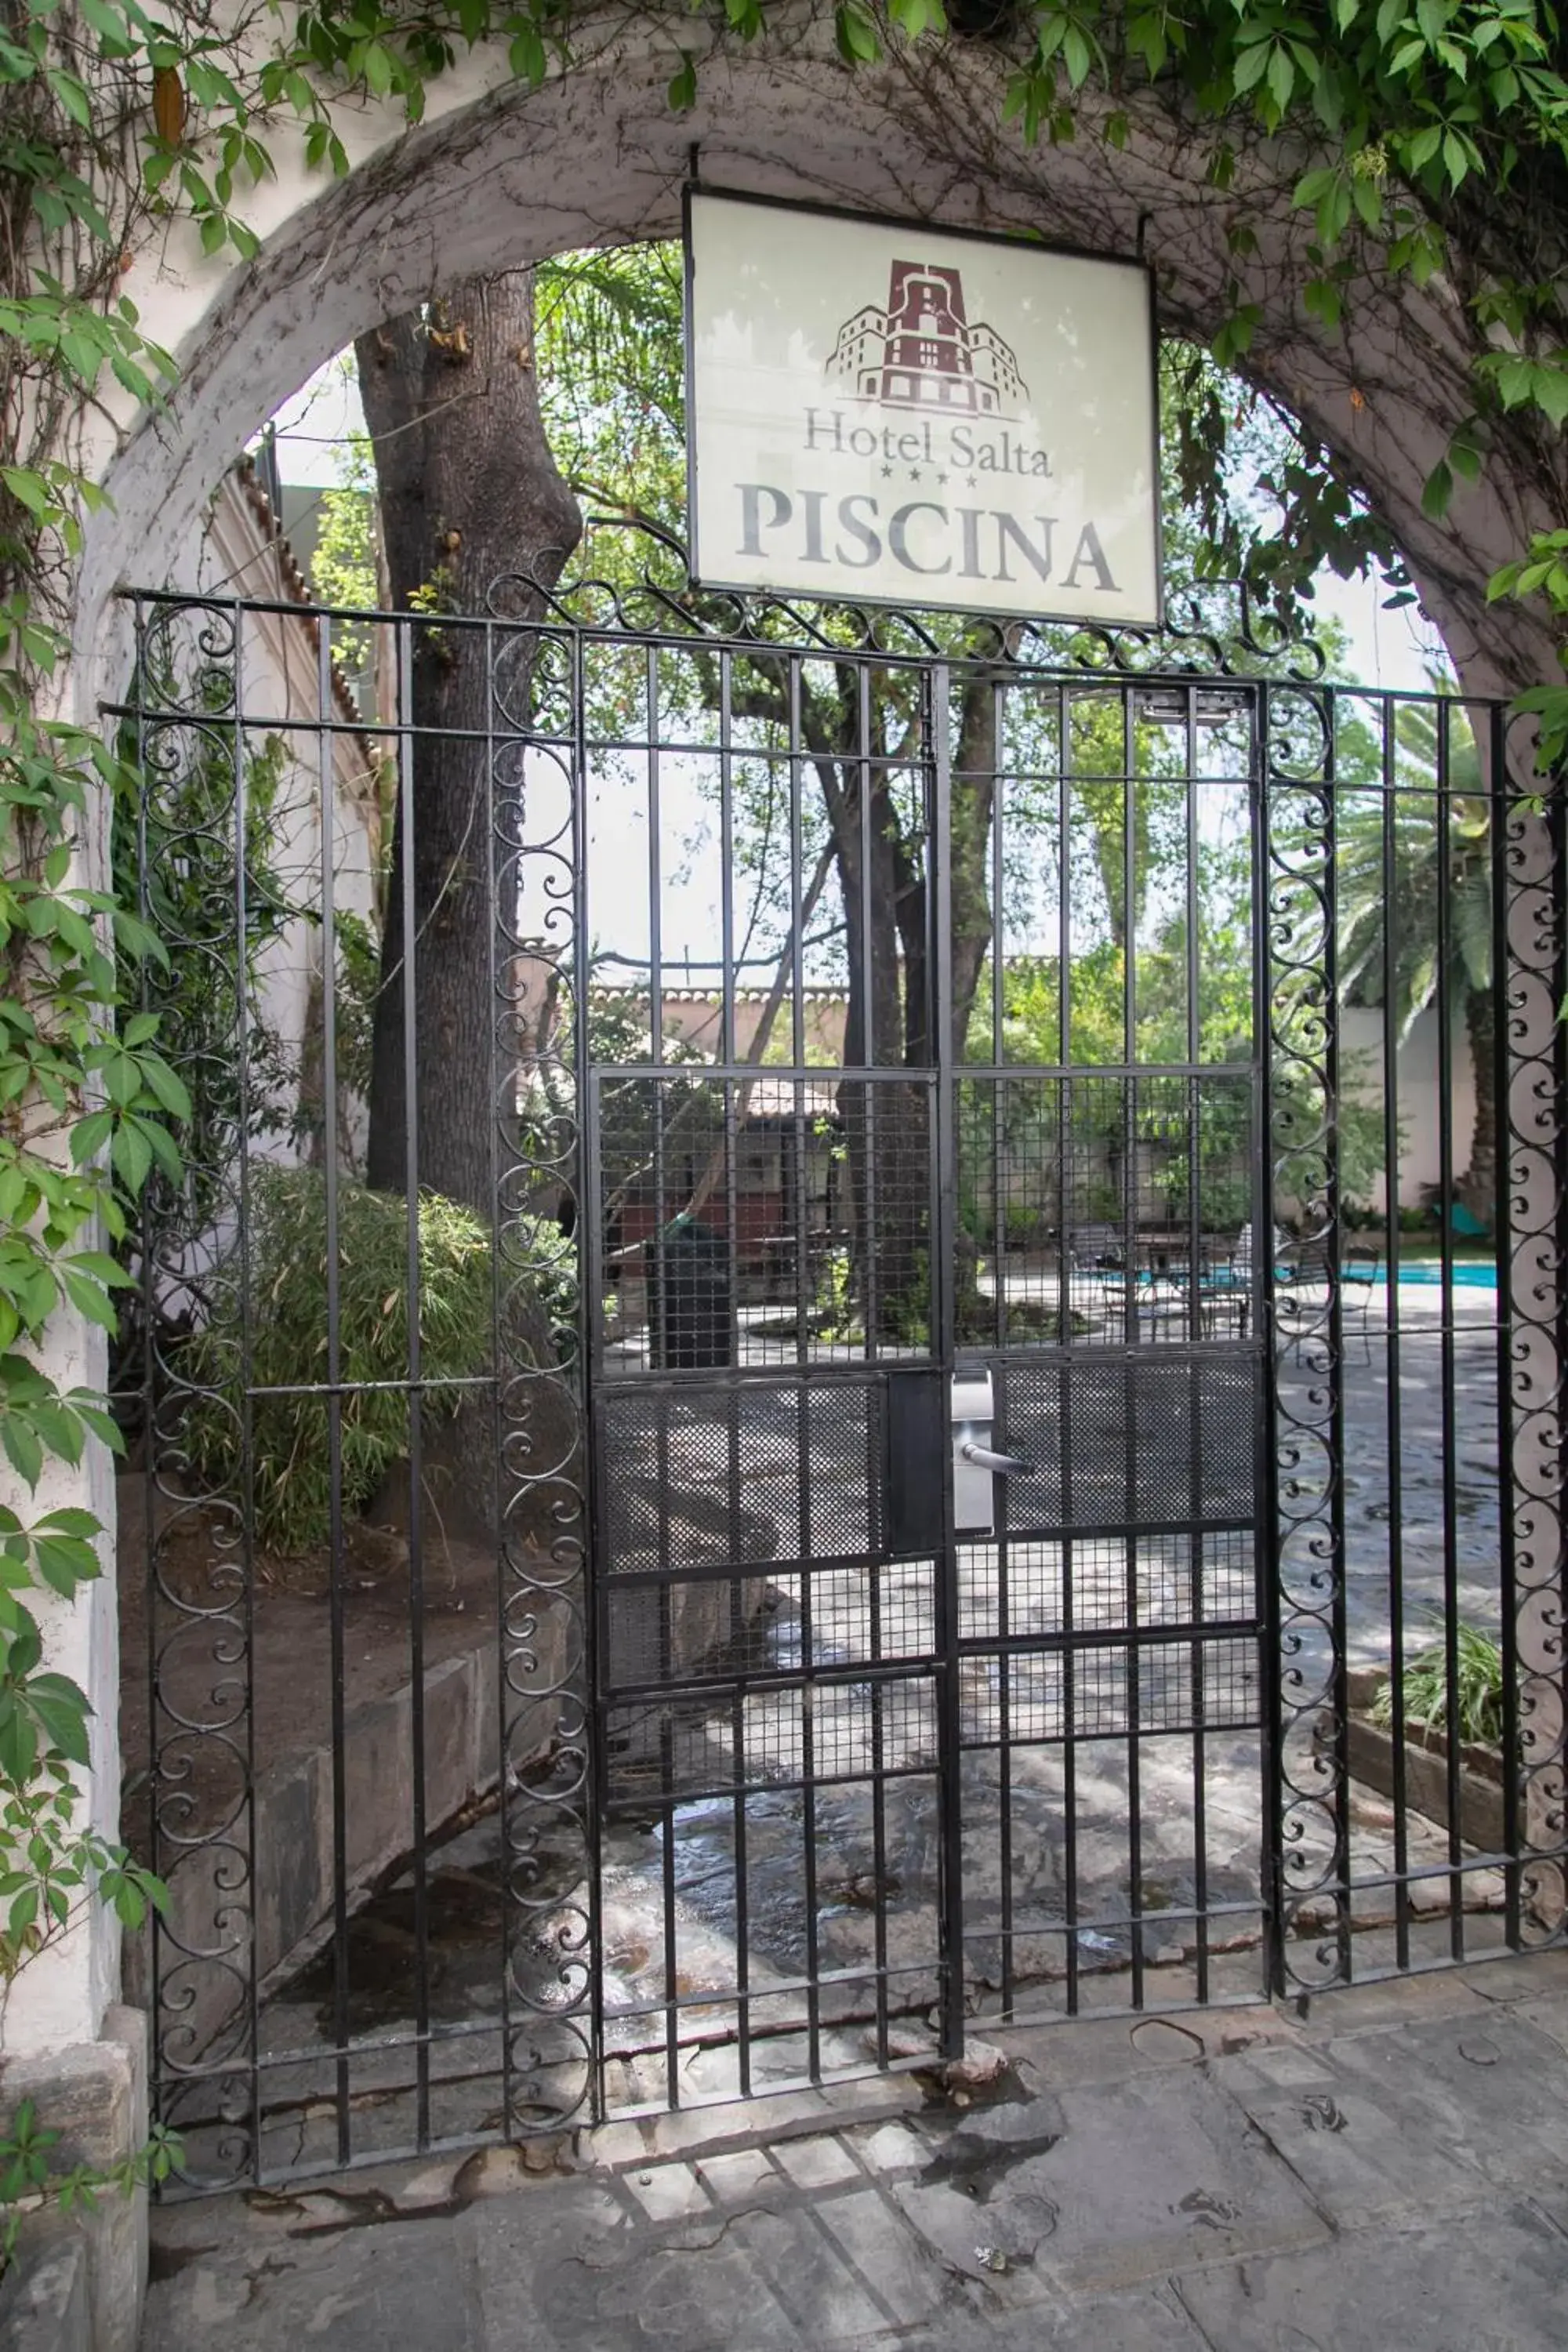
xmin=1337 ymin=1664 xmax=1505 ymax=1853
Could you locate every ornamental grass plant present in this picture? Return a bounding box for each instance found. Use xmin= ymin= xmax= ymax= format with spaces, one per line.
xmin=183 ymin=1167 xmax=495 ymax=1555
xmin=1371 ymin=1615 xmax=1506 ymax=1751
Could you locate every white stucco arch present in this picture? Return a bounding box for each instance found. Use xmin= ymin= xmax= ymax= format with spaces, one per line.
xmin=32 ymin=0 xmax=1566 ymax=2089
xmin=78 ymin=6 xmax=1564 ymax=717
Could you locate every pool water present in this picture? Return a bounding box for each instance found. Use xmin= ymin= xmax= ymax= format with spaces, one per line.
xmin=1385 ymin=1261 xmax=1496 ymax=1288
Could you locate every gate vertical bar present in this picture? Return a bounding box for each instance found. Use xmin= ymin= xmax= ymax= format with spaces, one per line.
xmin=1121 ymin=681 xmax=1144 ymax=2012
xmin=931 ymin=662 xmax=964 ymax=2057
xmin=1501 ymin=735 xmax=1568 ymax=1944
xmin=786 ymin=651 xmax=822 ymax=2080
xmin=992 ymin=674 xmax=1014 ymax=2020
xmin=132 ymin=597 xmax=162 ymax=2142
xmin=1433 ymin=701 xmax=1465 ymax=1951
xmin=492 ymin=614 xmax=515 ymax=2137
xmin=230 ymin=602 xmax=263 ymax=2169
xmin=402 ymin=621 xmax=434 ymax=2143
xmin=1184 ymin=683 xmax=1210 ymax=2005
xmin=859 ymin=666 xmax=880 ymax=1354
xmin=1379 ymin=695 xmax=1411 ymax=1970
xmin=1490 ymin=700 xmax=1521 ymax=1944
xmin=571 ymin=618 xmax=604 ymax=2125
xmin=396 ymin=611 xmax=435 ymax=2136
xmin=1255 ymin=681 xmax=1285 ymax=1995
xmin=717 ymin=647 xmax=751 ymax=2093
xmin=320 ymin=612 xmax=353 ymax=2161
xmin=1263 ymin=677 xmax=1350 ymax=1993
xmin=1058 ymin=681 xmax=1080 ymax=2016
xmin=1326 ymin=688 xmax=1350 ymax=1984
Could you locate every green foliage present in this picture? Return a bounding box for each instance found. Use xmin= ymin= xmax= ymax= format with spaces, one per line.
xmin=0 ymin=641 xmax=176 ymax=2024
xmin=182 ymin=1169 xmax=554 ymax=1555
xmin=330 ymin=909 xmax=382 ymax=1112
xmin=1372 ymin=1615 xmax=1506 ymax=1749
xmin=0 ymin=2097 xmax=181 ymax=2272
xmin=307 ymin=422 xmax=379 ymax=675
xmin=1338 ymin=703 xmax=1493 ymax=1033
xmin=1335 ymin=693 xmax=1496 ymax=1200
xmin=0 ymin=1770 xmax=162 ymax=1982
xmin=1490 ymin=531 xmax=1568 ymax=771
xmin=535 ymin=244 xmax=688 ymax=537
xmin=111 ymin=723 xmax=302 ymax=1215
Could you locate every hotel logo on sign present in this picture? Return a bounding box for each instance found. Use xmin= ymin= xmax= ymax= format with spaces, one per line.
xmin=686 ymin=194 xmax=1161 ymax=627
xmin=824 ymin=260 xmax=1029 ymax=423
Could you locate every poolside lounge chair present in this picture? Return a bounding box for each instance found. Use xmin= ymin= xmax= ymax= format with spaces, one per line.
xmin=1276 ymin=1238 xmax=1380 ymax=1366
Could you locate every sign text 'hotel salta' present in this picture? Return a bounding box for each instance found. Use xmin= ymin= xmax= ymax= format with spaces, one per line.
xmin=685 ymin=192 xmax=1162 ymax=627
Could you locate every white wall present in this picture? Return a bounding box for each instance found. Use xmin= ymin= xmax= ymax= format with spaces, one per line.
xmin=196 ymin=473 xmax=382 ymax=1172
xmin=1 ymin=478 xmax=379 ymax=2063
xmin=1339 ymin=1003 xmax=1479 ymax=1211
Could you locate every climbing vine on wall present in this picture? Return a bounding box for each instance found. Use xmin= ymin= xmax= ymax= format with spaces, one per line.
xmin=0 ymin=0 xmax=1564 ymax=2020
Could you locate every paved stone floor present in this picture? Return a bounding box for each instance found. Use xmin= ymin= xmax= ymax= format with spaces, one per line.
xmin=142 ymin=1949 xmax=1568 ymax=2350
xmin=206 ymin=1279 xmax=1507 ymax=2176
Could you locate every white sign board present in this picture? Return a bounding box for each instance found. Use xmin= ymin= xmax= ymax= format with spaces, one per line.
xmin=685 ymin=191 xmax=1162 ymax=627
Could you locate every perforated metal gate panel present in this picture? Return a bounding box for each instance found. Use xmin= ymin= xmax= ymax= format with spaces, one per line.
xmin=582 ymin=658 xmax=1269 ymax=2082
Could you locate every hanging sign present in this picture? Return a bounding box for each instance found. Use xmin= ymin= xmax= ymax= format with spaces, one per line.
xmin=684 ymin=190 xmax=1162 ymax=628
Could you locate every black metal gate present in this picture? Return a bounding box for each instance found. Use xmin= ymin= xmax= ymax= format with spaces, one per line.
xmin=115 ymin=570 xmax=1568 ymax=2190
xmin=583 ymin=647 xmax=1268 ymax=2113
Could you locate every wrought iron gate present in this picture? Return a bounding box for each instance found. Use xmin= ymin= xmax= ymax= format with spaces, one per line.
xmin=583 ymin=646 xmax=1268 ymax=2112
xmin=115 ymin=572 xmax=1568 ymax=2192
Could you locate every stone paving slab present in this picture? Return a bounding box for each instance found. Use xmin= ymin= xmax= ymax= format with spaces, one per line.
xmin=1320 ymin=2009 xmax=1568 ymax=2191
xmin=895 ymin=2281 xmax=1218 ymax=2351
xmin=145 ymin=2205 xmax=487 ymax=2350
xmin=139 ymin=1957 xmax=1568 ymax=2352
xmin=894 ymin=2065 xmax=1327 ymax=2300
xmin=1173 ymin=2202 xmax=1568 ymax=2352
xmin=1450 ymin=1950 xmax=1568 ymax=2003
xmin=463 ymin=2182 xmax=935 ymax=2351
xmin=1216 ymin=2072 xmax=1496 ymax=2227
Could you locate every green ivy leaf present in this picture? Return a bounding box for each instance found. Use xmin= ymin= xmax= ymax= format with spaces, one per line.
xmin=0 ymin=469 xmax=53 ymax=520
xmin=109 ymin=1118 xmax=152 ymax=1195
xmin=0 ymin=1417 xmax=42 ymax=1490
xmin=1421 ymin=458 xmax=1454 ymax=520
xmin=835 ymin=5 xmax=880 ymax=64
xmin=507 ymin=23 xmax=545 ymax=82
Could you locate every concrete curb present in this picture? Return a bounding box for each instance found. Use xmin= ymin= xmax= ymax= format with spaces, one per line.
xmin=0 ymin=2221 xmax=89 ymax=2352
xmin=0 ymin=2008 xmax=147 ymax=2352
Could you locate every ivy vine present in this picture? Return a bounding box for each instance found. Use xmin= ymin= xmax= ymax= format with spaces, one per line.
xmin=0 ymin=0 xmax=1563 ymax=2108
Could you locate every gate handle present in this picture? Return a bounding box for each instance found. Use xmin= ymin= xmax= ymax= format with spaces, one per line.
xmin=960 ymin=1440 xmax=1033 ymax=1476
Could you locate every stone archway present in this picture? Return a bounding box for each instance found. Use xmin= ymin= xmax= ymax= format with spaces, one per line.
xmin=29 ymin=8 xmax=1566 ymax=2288
xmin=78 ymin=9 xmax=1563 ymax=716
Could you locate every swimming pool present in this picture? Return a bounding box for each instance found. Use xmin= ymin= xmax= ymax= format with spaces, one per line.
xmin=1382 ymin=1261 xmax=1496 ymax=1289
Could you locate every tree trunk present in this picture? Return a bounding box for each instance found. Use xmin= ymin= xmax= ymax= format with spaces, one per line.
xmin=357 ymin=274 xmax=582 ymax=1220
xmin=837 ymin=668 xmax=999 ymax=1341
xmin=947 ymin=668 xmax=1000 ymax=1065
xmin=356 ymin=275 xmax=583 ymax=1547
xmin=697 ymin=644 xmax=1003 ymax=1347
xmin=1459 ymin=980 xmax=1498 ymax=1232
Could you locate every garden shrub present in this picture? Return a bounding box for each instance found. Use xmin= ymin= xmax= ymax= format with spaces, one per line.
xmin=183 ymin=1167 xmax=506 ymax=1555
